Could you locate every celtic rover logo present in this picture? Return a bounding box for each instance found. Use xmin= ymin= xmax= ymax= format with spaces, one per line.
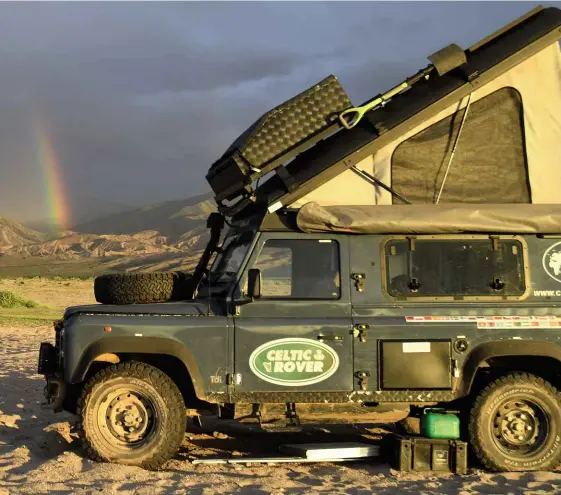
xmin=249 ymin=338 xmax=339 ymax=387
xmin=543 ymin=242 xmax=561 ymax=283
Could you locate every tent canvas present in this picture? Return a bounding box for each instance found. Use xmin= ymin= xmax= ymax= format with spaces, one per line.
xmin=296 ymin=202 xmax=561 ymax=234
xmin=290 ymin=42 xmax=561 ymax=208
xmin=206 ymin=7 xmax=561 ymax=219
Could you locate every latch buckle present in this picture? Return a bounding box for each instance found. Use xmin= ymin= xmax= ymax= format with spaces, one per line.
xmin=355 ymin=370 xmax=371 ymax=391
xmin=226 ymin=373 xmax=242 ymax=386
xmin=353 ymin=323 xmax=369 ymax=343
xmin=351 ymin=273 xmax=366 ymax=292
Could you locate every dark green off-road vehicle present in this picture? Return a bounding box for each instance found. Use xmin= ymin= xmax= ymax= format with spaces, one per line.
xmin=39 ymin=6 xmax=561 ymax=472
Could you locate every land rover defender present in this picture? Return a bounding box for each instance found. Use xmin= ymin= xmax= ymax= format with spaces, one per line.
xmin=38 ymin=6 xmax=561 ymax=472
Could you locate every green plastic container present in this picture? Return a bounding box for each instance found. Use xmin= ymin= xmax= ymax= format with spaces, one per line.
xmin=420 ymin=408 xmax=460 ymax=439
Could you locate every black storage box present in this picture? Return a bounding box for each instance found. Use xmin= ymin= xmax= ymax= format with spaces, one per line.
xmin=386 ymin=434 xmax=468 ymax=474
xmin=206 ymin=75 xmax=352 ymax=204
xmin=380 ymin=340 xmax=452 ymax=389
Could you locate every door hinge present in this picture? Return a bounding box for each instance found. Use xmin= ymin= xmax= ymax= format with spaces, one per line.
xmin=226 ymin=373 xmax=242 ymax=386
xmin=351 ymin=273 xmax=366 ymax=292
xmin=352 ymin=324 xmax=369 ymax=343
xmin=452 ymin=359 xmax=460 ymax=378
xmin=355 ymin=370 xmax=371 ymax=391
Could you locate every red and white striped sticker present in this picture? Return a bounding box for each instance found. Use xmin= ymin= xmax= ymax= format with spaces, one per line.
xmin=405 ymin=315 xmax=561 ymax=328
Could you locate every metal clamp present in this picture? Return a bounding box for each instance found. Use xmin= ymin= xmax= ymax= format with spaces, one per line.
xmin=355 ymin=371 xmax=371 ymax=391
xmin=352 ymin=273 xmax=366 ymax=292
xmin=353 ymin=324 xmax=369 ymax=343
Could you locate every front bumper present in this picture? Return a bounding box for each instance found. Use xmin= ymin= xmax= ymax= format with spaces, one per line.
xmin=38 ymin=342 xmax=66 ymax=412
xmin=37 ymin=342 xmax=58 ymax=375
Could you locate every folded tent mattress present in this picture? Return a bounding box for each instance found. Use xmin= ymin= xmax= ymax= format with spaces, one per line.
xmin=206 ymin=75 xmax=353 ymax=203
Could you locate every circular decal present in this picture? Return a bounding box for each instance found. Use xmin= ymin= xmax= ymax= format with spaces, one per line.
xmin=543 ymin=241 xmax=561 ymax=283
xmin=249 ymin=338 xmax=339 ymax=387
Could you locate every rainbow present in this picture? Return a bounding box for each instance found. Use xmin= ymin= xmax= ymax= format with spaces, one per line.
xmin=35 ymin=120 xmax=71 ymax=233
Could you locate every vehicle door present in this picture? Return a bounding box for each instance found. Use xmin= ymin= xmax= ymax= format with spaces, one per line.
xmin=232 ymin=233 xmax=353 ymax=394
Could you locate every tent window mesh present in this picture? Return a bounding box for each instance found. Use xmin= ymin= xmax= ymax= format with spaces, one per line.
xmin=391 ymin=87 xmax=529 ymax=204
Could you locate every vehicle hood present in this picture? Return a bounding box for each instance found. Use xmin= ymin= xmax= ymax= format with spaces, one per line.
xmin=63 ymin=301 xmax=218 ymax=319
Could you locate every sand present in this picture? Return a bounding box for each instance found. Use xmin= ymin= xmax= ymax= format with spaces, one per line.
xmin=2 ymin=324 xmax=561 ymax=494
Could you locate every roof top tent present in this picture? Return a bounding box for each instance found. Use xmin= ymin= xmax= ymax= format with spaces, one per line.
xmin=206 ymin=6 xmax=561 ymax=233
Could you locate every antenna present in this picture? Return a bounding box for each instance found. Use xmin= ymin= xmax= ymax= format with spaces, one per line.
xmin=207 ymin=266 xmax=211 ymax=316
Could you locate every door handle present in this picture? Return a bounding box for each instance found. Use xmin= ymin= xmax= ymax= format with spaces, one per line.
xmin=317 ymin=335 xmax=343 ymax=342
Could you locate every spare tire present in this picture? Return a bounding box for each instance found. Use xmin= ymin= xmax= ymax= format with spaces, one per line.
xmin=94 ymin=273 xmax=175 ymax=305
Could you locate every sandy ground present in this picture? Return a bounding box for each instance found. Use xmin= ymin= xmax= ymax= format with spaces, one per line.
xmin=3 ymin=325 xmax=561 ymax=494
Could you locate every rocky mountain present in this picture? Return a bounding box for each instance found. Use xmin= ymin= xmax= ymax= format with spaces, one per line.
xmin=0 ymin=193 xmax=215 ymax=276
xmin=11 ymin=230 xmax=178 ymax=259
xmin=72 ymin=192 xmax=215 ymax=242
xmin=0 ymin=217 xmax=47 ymax=249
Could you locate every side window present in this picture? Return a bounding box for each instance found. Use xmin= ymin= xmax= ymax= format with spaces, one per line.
xmin=391 ymin=88 xmax=529 ymax=204
xmin=384 ymin=238 xmax=526 ymax=298
xmin=253 ymin=239 xmax=340 ymax=299
xmin=254 ymin=244 xmax=293 ymax=297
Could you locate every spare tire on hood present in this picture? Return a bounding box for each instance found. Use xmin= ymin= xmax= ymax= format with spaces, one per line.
xmin=94 ymin=272 xmax=189 ymax=305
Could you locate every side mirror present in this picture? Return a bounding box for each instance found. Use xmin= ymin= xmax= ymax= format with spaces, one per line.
xmin=247 ymin=268 xmax=262 ymax=300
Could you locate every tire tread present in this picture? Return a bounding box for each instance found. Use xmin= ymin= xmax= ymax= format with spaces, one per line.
xmin=468 ymin=372 xmax=561 ymax=472
xmin=77 ymin=361 xmax=185 ymax=470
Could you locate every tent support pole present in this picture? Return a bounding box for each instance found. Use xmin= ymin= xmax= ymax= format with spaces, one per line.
xmin=436 ymin=92 xmax=475 ymax=204
xmin=351 ymin=166 xmax=412 ymax=205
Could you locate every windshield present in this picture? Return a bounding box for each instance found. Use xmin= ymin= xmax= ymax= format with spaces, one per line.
xmin=197 ymin=232 xmax=253 ymax=297
xmin=210 ymin=235 xmax=251 ymax=280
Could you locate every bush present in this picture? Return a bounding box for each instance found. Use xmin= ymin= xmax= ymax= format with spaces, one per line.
xmin=0 ymin=291 xmax=17 ymax=308
xmin=0 ymin=291 xmax=40 ymax=309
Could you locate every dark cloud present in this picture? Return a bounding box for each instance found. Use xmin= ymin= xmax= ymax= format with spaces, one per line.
xmin=0 ymin=1 xmax=543 ymax=225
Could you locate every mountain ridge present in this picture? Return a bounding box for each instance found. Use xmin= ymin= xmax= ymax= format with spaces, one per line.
xmin=0 ymin=193 xmax=215 ymax=275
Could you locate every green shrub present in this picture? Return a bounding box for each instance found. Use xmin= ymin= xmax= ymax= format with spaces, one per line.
xmin=0 ymin=291 xmax=17 ymax=308
xmin=0 ymin=291 xmax=40 ymax=309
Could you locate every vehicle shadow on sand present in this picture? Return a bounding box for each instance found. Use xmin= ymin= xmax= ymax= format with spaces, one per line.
xmin=179 ymin=417 xmax=388 ymax=459
xmin=0 ymin=368 xmax=80 ymax=474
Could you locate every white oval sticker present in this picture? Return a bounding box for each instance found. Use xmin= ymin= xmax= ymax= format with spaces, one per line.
xmin=543 ymin=241 xmax=561 ymax=283
xmin=249 ymin=337 xmax=339 ymax=387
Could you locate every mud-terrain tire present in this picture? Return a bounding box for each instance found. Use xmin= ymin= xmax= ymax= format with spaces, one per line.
xmin=469 ymin=372 xmax=561 ymax=472
xmin=94 ymin=273 xmax=174 ymax=304
xmin=77 ymin=362 xmax=186 ymax=470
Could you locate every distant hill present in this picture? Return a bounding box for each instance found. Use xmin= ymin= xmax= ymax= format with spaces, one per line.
xmin=0 ymin=193 xmax=215 ymax=276
xmin=72 ymin=192 xmax=215 ymax=243
xmin=0 ymin=217 xmax=47 ymax=248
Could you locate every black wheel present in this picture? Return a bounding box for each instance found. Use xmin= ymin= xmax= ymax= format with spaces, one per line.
xmin=469 ymin=372 xmax=561 ymax=472
xmin=94 ymin=273 xmax=175 ymax=305
xmin=77 ymin=362 xmax=186 ymax=470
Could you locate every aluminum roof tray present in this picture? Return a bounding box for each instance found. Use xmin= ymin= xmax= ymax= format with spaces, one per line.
xmin=279 ymin=441 xmax=380 ymax=460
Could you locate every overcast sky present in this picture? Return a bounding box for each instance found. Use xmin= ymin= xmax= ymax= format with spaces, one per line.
xmin=0 ymin=1 xmax=547 ymax=225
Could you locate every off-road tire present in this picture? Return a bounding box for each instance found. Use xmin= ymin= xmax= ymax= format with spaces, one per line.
xmin=469 ymin=372 xmax=561 ymax=472
xmin=77 ymin=362 xmax=186 ymax=470
xmin=94 ymin=273 xmax=175 ymax=305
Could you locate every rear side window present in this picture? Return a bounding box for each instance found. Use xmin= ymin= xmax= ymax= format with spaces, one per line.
xmin=252 ymin=239 xmax=341 ymax=299
xmin=391 ymin=88 xmax=529 ymax=204
xmin=384 ymin=238 xmax=526 ymax=299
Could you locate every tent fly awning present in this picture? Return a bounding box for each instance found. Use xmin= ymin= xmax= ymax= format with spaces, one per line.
xmin=296 ymin=202 xmax=561 ymax=235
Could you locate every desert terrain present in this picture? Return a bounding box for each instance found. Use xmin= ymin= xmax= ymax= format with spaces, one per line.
xmin=0 ymin=194 xmax=213 ymax=278
xmin=2 ymin=279 xmax=561 ymax=494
